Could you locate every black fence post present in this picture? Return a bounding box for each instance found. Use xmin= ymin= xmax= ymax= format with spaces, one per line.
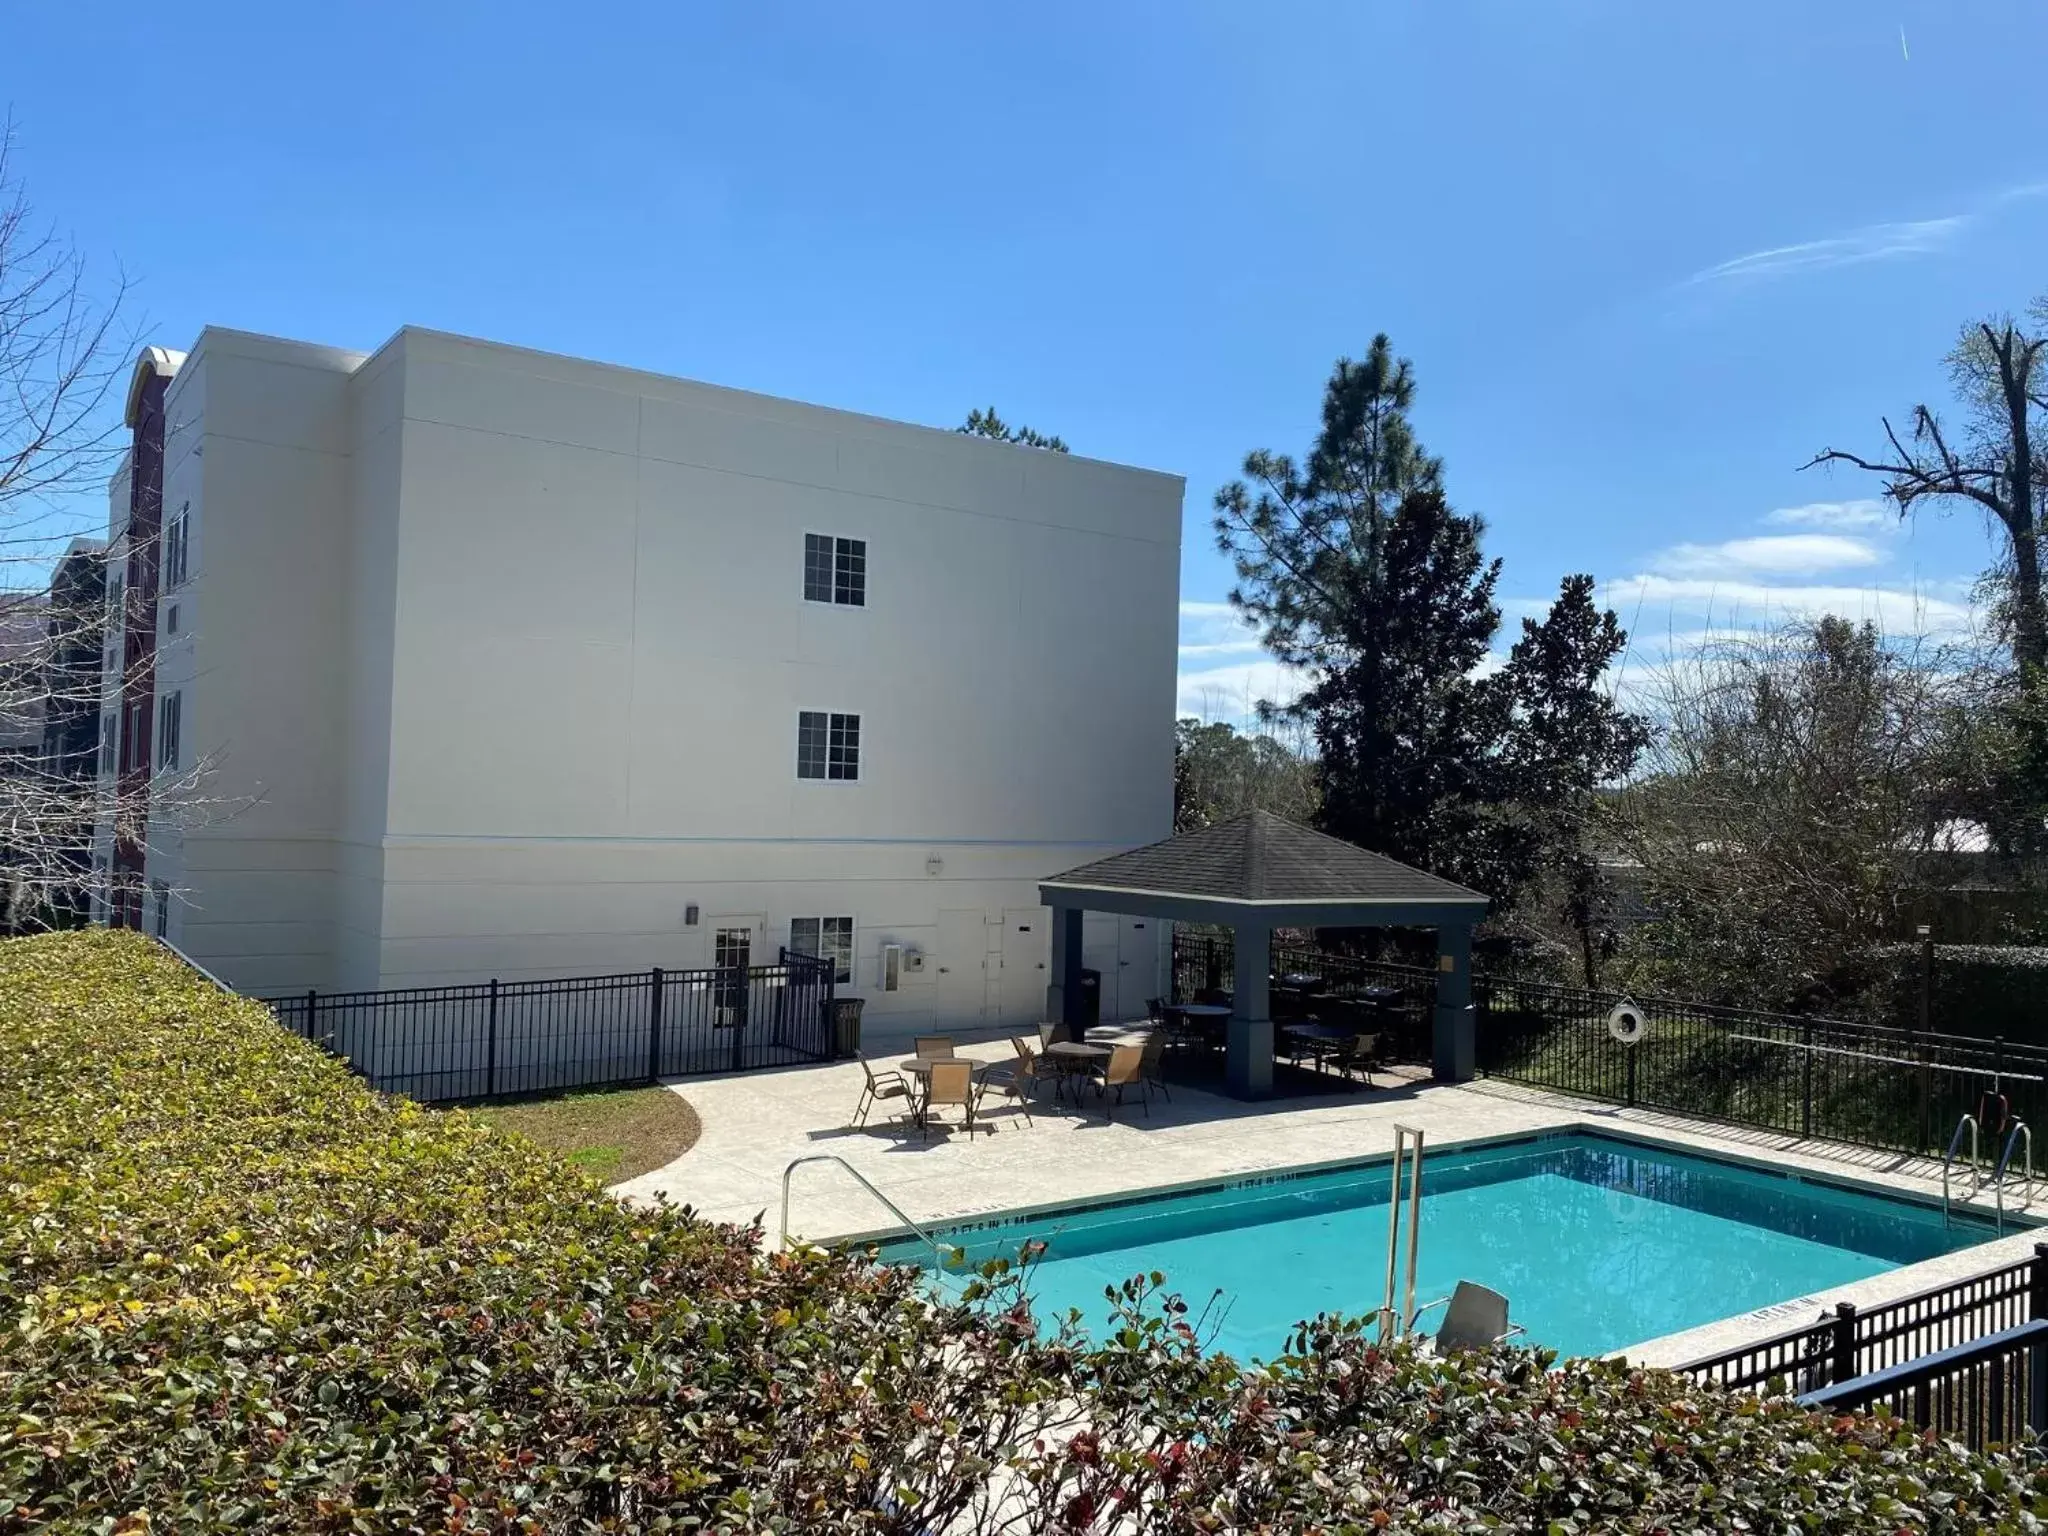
xmin=2032 ymin=1333 xmax=2048 ymax=1442
xmin=647 ymin=966 xmax=664 ymax=1084
xmin=485 ymin=978 xmax=500 ymax=1098
xmin=1801 ymin=1019 xmax=1814 ymax=1139
xmin=1831 ymin=1301 xmax=1859 ymax=1385
xmin=304 ymin=987 xmax=317 ymax=1043
xmin=1625 ymin=1042 xmax=1638 ymax=1107
xmin=823 ymin=954 xmax=837 ymax=1058
xmin=2029 ymin=1251 xmax=2048 ymax=1438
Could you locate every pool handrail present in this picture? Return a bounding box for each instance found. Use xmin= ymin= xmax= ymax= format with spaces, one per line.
xmin=779 ymin=1153 xmax=948 ymax=1269
xmin=1994 ymin=1120 xmax=2033 ymax=1233
xmin=1942 ymin=1113 xmax=1979 ymax=1226
xmin=1379 ymin=1125 xmax=1424 ymax=1343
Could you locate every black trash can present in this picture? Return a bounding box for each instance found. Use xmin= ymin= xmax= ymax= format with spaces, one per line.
xmin=831 ymin=997 xmax=865 ymax=1058
xmin=1077 ymin=968 xmax=1102 ymax=1029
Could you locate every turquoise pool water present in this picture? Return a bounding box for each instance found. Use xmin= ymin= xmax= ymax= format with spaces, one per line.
xmin=877 ymin=1132 xmax=2007 ymax=1361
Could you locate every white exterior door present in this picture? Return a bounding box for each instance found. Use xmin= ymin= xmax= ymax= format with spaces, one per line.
xmin=934 ymin=908 xmax=992 ymax=1029
xmin=998 ymin=906 xmax=1050 ymax=1027
xmin=1114 ymin=915 xmax=1161 ymax=1021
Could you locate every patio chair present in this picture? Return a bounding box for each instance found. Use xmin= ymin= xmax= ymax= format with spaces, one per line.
xmin=1097 ymin=1044 xmax=1150 ymax=1120
xmin=920 ymin=1058 xmax=978 ymax=1139
xmin=1278 ymin=1023 xmax=1316 ymax=1070
xmin=1408 ymin=1281 xmax=1526 ymax=1353
xmin=978 ymin=1041 xmax=1046 ymax=1122
xmin=1331 ymin=1032 xmax=1382 ymax=1087
xmin=1145 ymin=996 xmax=1168 ymax=1023
xmin=1007 ymin=1035 xmax=1056 ymax=1093
xmin=851 ymin=1055 xmax=912 ymax=1130
xmin=1138 ymin=1029 xmax=1172 ymax=1102
xmin=1038 ymin=1021 xmax=1074 ymax=1046
xmin=913 ymin=1035 xmax=956 ymax=1060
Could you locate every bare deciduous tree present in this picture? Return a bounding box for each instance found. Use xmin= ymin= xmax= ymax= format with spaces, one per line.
xmin=0 ymin=120 xmax=129 ymax=926
xmin=0 ymin=124 xmax=236 ymax=931
xmin=1604 ymin=617 xmax=1997 ymax=1007
xmin=1806 ymin=309 xmax=2048 ymax=672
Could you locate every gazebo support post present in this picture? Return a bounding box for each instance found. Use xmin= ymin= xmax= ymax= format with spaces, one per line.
xmin=1048 ymin=906 xmax=1085 ymax=1028
xmin=1228 ymin=923 xmax=1274 ymax=1098
xmin=1434 ymin=922 xmax=1476 ymax=1081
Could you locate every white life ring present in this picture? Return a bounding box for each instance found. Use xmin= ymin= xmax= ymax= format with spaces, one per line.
xmin=1607 ymin=1000 xmax=1647 ymax=1045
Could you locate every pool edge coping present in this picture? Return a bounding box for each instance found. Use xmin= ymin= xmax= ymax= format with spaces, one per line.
xmin=806 ymin=1116 xmax=2047 ymax=1370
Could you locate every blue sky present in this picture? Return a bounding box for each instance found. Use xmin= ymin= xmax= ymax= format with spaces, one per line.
xmin=15 ymin=2 xmax=2048 ymax=718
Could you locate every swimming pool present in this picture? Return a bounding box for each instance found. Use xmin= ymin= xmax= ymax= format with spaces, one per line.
xmin=877 ymin=1131 xmax=2009 ymax=1361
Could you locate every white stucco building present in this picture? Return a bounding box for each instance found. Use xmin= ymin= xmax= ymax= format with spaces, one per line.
xmin=94 ymin=327 xmax=1183 ymax=1047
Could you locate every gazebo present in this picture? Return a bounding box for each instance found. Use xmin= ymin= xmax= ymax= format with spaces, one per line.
xmin=1038 ymin=810 xmax=1490 ymax=1099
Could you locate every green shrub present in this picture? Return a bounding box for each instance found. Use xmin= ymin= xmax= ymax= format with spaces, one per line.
xmin=5 ymin=931 xmax=2046 ymax=1532
xmin=0 ymin=932 xmax=1066 ymax=1530
xmin=1867 ymin=942 xmax=2048 ymax=1046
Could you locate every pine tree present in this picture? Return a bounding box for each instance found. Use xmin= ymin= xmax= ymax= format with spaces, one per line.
xmin=957 ymin=407 xmax=1068 ymax=452
xmin=1215 ymin=339 xmax=1647 ymax=908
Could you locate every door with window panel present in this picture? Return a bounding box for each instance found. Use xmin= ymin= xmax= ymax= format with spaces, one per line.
xmin=711 ymin=920 xmax=757 ymax=1027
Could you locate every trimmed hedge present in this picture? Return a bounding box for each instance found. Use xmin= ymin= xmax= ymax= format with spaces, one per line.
xmin=1868 ymin=941 xmax=2048 ymax=1046
xmin=5 ymin=930 xmax=2047 ymax=1533
xmin=0 ymin=932 xmax=1063 ymax=1530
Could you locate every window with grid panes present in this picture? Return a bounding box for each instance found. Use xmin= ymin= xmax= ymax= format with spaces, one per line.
xmin=796 ymin=710 xmax=860 ymax=781
xmin=789 ymin=916 xmax=854 ymax=983
xmin=803 ymin=533 xmax=865 ymax=606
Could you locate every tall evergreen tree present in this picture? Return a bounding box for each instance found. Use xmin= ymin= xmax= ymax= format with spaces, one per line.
xmin=1496 ymin=574 xmax=1652 ymax=982
xmin=1215 ymin=339 xmax=1646 ymax=906
xmin=1294 ymin=487 xmax=1505 ymax=888
xmin=957 ymin=407 xmax=1068 ymax=452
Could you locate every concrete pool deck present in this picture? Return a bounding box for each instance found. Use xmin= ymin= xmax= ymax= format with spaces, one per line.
xmin=612 ymin=1045 xmax=2048 ymax=1368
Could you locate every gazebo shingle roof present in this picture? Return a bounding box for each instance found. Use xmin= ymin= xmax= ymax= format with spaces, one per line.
xmin=1042 ymin=809 xmax=1485 ymax=906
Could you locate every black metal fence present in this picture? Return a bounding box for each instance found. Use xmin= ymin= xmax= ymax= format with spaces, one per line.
xmin=268 ymin=951 xmax=838 ymax=1102
xmin=1477 ymin=971 xmax=2048 ymax=1159
xmin=1677 ymin=1246 xmax=2048 ymax=1396
xmin=1170 ymin=928 xmax=2048 ymax=1159
xmin=1798 ymin=1320 xmax=2048 ymax=1452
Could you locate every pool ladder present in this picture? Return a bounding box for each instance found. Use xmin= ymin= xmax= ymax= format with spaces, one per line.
xmin=1941 ymin=1114 xmax=2035 ymax=1233
xmin=779 ymin=1153 xmax=950 ymax=1268
xmin=1378 ymin=1125 xmax=1424 ymax=1344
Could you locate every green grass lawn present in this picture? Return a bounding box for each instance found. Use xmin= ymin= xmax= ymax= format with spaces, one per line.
xmin=466 ymin=1085 xmax=702 ymax=1183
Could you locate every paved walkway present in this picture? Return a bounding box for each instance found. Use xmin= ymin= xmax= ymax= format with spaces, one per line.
xmin=614 ymin=1046 xmax=1572 ymax=1238
xmin=613 ymin=1048 xmax=2047 ymax=1366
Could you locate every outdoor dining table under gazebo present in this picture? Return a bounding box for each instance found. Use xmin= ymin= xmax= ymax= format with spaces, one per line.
xmin=1037 ymin=810 xmax=1490 ymax=1099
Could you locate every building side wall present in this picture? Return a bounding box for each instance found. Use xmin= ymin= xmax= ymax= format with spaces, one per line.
xmin=157 ymin=332 xmax=362 ymax=991
xmin=355 ymin=332 xmax=1181 ymax=1022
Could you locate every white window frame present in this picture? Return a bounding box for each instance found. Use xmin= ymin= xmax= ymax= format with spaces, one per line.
xmin=156 ymin=691 xmax=181 ymax=772
xmin=801 ymin=531 xmax=867 ymax=609
xmin=788 ymin=915 xmax=855 ymax=983
xmin=795 ymin=709 xmax=861 ymax=783
xmin=162 ymin=504 xmax=190 ymax=590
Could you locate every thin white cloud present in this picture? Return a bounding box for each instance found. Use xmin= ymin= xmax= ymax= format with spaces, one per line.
xmin=1992 ymin=179 xmax=2048 ymax=207
xmin=1175 ymin=658 xmax=1310 ymax=722
xmin=1763 ymin=499 xmax=1891 ymax=531
xmin=1685 ymin=216 xmax=1966 ymax=287
xmin=1651 ymin=533 xmax=1884 ymax=579
xmin=1178 ymin=598 xmax=1265 ymax=662
xmin=1601 ymin=573 xmax=1977 ymax=640
xmin=1681 ymin=178 xmax=2048 ymax=293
